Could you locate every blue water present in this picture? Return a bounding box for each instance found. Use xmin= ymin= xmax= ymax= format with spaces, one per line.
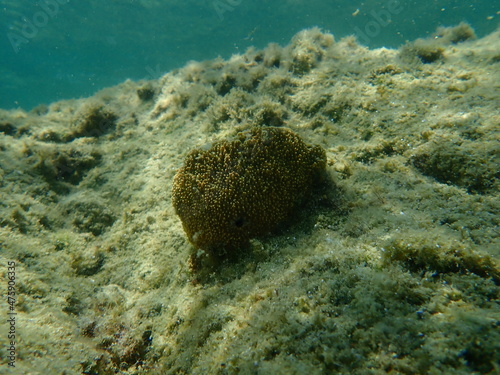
xmin=0 ymin=0 xmax=497 ymax=110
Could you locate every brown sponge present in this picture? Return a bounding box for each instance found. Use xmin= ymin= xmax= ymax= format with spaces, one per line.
xmin=172 ymin=126 xmax=326 ymax=258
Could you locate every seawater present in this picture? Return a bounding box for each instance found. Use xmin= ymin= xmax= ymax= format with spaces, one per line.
xmin=0 ymin=0 xmax=497 ymax=110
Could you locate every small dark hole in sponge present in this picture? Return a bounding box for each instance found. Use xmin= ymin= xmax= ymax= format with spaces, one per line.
xmin=234 ymin=217 xmax=245 ymax=227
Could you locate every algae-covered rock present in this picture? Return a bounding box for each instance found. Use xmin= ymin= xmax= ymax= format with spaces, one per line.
xmin=410 ymin=139 xmax=498 ymax=194
xmin=2 ymin=25 xmax=499 ymax=374
xmin=399 ymin=23 xmax=476 ymax=64
xmin=172 ymin=126 xmax=327 ymax=257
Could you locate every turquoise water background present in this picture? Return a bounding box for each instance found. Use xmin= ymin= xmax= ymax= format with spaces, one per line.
xmin=1 ymin=0 xmax=497 ymax=110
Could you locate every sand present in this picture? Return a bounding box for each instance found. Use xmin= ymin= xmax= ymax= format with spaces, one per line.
xmin=0 ymin=25 xmax=499 ymax=374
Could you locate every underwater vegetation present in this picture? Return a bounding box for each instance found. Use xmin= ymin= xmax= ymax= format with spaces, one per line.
xmin=400 ymin=22 xmax=476 ymax=63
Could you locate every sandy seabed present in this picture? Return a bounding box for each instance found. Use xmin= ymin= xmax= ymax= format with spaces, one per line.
xmin=0 ymin=25 xmax=499 ymax=374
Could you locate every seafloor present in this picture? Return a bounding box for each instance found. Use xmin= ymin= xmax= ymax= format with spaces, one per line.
xmin=0 ymin=25 xmax=499 ymax=374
